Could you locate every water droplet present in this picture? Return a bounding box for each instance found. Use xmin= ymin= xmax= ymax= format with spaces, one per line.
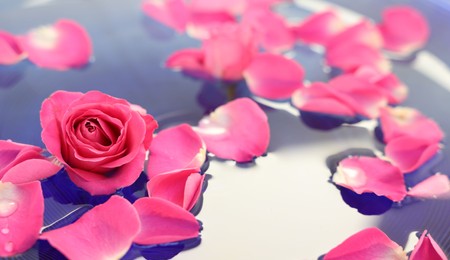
xmin=0 ymin=199 xmax=18 ymax=217
xmin=1 ymin=228 xmax=9 ymax=235
xmin=4 ymin=241 xmax=13 ymax=253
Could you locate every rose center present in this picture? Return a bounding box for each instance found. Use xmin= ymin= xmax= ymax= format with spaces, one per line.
xmin=81 ymin=118 xmax=112 ymax=146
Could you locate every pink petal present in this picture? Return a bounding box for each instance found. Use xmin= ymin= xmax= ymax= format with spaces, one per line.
xmin=41 ymin=196 xmax=140 ymax=259
xmin=329 ymin=74 xmax=388 ymax=118
xmin=410 ymin=231 xmax=448 ymax=260
xmin=147 ymin=168 xmax=205 ymax=210
xmin=186 ymin=11 xmax=237 ymax=39
xmin=291 ymin=83 xmax=356 ymax=117
xmin=333 ymin=156 xmax=406 ymax=201
xmin=379 ymin=106 xmax=444 ymax=144
xmin=189 ymin=0 xmax=245 ymax=15
xmin=166 ymin=48 xmax=208 ymax=75
xmin=0 ymin=181 xmax=44 ymax=257
xmin=385 ymin=136 xmax=440 ymax=173
xmin=407 ymin=174 xmax=450 ymax=199
xmin=352 ymin=66 xmax=408 ymax=105
xmin=133 ymin=197 xmax=200 ymax=245
xmin=0 ymin=31 xmax=25 ymax=65
xmin=0 ymin=140 xmax=42 ymax=178
xmin=147 ymin=124 xmax=206 ymax=179
xmin=241 ymin=8 xmax=295 ymax=52
xmin=327 ymin=19 xmax=384 ymax=51
xmin=378 ymin=6 xmax=429 ymax=55
xmin=325 ymin=42 xmax=391 ymax=73
xmin=202 ymin=24 xmax=257 ymax=80
xmin=20 ymin=19 xmax=92 ymax=70
xmin=291 ymin=10 xmax=345 ymax=46
xmin=2 ymin=159 xmax=60 ymax=184
xmin=196 ymin=98 xmax=270 ymax=162
xmin=243 ymin=53 xmax=304 ymax=99
xmin=324 ymin=227 xmax=407 ymax=259
xmin=245 ymin=0 xmax=287 ymax=10
xmin=142 ymin=0 xmax=190 ymax=32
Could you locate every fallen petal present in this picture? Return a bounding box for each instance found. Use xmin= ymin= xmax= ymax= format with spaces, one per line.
xmin=147 ymin=124 xmax=206 ymax=178
xmin=327 ymin=19 xmax=384 ymax=51
xmin=142 ymin=0 xmax=190 ymax=32
xmin=133 ymin=197 xmax=200 ymax=245
xmin=244 ymin=53 xmax=304 ymax=99
xmin=189 ymin=0 xmax=245 ymax=15
xmin=20 ymin=19 xmax=92 ymax=70
xmin=407 ymin=174 xmax=450 ymax=199
xmin=409 ymin=231 xmax=448 ymax=260
xmin=196 ymin=98 xmax=270 ymax=162
xmin=378 ymin=6 xmax=429 ymax=55
xmin=0 ymin=31 xmax=25 ymax=65
xmin=324 ymin=227 xmax=407 ymax=259
xmin=186 ymin=11 xmax=236 ymax=39
xmin=41 ymin=196 xmax=140 ymax=259
xmin=2 ymin=159 xmax=60 ymax=184
xmin=333 ymin=156 xmax=406 ymax=201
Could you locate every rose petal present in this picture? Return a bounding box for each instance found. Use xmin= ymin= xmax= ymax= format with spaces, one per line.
xmin=2 ymin=159 xmax=60 ymax=184
xmin=243 ymin=53 xmax=304 ymax=99
xmin=241 ymin=8 xmax=294 ymax=52
xmin=410 ymin=231 xmax=448 ymax=260
xmin=291 ymin=10 xmax=345 ymax=46
xmin=186 ymin=11 xmax=236 ymax=40
xmin=0 ymin=31 xmax=25 ymax=65
xmin=333 ymin=156 xmax=406 ymax=201
xmin=147 ymin=168 xmax=205 ymax=210
xmin=41 ymin=196 xmax=140 ymax=259
xmin=20 ymin=19 xmax=92 ymax=70
xmin=378 ymin=6 xmax=429 ymax=55
xmin=142 ymin=0 xmax=190 ymax=32
xmin=385 ymin=136 xmax=440 ymax=173
xmin=0 ymin=181 xmax=44 ymax=257
xmin=327 ymin=19 xmax=384 ymax=51
xmin=324 ymin=227 xmax=407 ymax=259
xmin=189 ymin=0 xmax=245 ymax=15
xmin=325 ymin=42 xmax=391 ymax=73
xmin=0 ymin=140 xmax=43 ymax=177
xmin=379 ymin=106 xmax=444 ymax=144
xmin=166 ymin=48 xmax=209 ymax=78
xmin=407 ymin=174 xmax=450 ymax=199
xmin=196 ymin=98 xmax=270 ymax=162
xmin=133 ymin=197 xmax=200 ymax=245
xmin=147 ymin=124 xmax=206 ymax=178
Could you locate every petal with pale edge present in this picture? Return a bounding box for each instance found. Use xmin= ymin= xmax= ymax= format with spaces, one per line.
xmin=41 ymin=196 xmax=140 ymax=260
xmin=327 ymin=20 xmax=384 ymax=51
xmin=147 ymin=124 xmax=206 ymax=178
xmin=244 ymin=53 xmax=303 ymax=99
xmin=196 ymin=98 xmax=270 ymax=162
xmin=147 ymin=168 xmax=205 ymax=210
xmin=409 ymin=231 xmax=448 ymax=260
xmin=0 ymin=31 xmax=25 ymax=65
xmin=324 ymin=227 xmax=407 ymax=260
xmin=142 ymin=0 xmax=190 ymax=32
xmin=291 ymin=10 xmax=345 ymax=46
xmin=407 ymin=174 xmax=450 ymax=199
xmin=0 ymin=181 xmax=43 ymax=257
xmin=378 ymin=6 xmax=429 ymax=55
xmin=133 ymin=197 xmax=200 ymax=245
xmin=385 ymin=136 xmax=440 ymax=173
xmin=186 ymin=12 xmax=236 ymax=40
xmin=333 ymin=156 xmax=406 ymax=201
xmin=20 ymin=19 xmax=92 ymax=70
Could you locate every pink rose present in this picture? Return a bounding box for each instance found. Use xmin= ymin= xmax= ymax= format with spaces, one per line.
xmin=40 ymin=90 xmax=158 ymax=195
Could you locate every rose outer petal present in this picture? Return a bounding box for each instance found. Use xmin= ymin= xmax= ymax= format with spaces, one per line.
xmin=407 ymin=174 xmax=450 ymax=199
xmin=324 ymin=227 xmax=407 ymax=259
xmin=0 ymin=31 xmax=25 ymax=65
xmin=196 ymin=98 xmax=270 ymax=162
xmin=147 ymin=168 xmax=205 ymax=211
xmin=147 ymin=124 xmax=206 ymax=179
xmin=20 ymin=19 xmax=92 ymax=70
xmin=409 ymin=231 xmax=448 ymax=260
xmin=41 ymin=196 xmax=140 ymax=260
xmin=243 ymin=53 xmax=304 ymax=99
xmin=133 ymin=197 xmax=200 ymax=245
xmin=0 ymin=181 xmax=44 ymax=257
xmin=333 ymin=156 xmax=406 ymax=201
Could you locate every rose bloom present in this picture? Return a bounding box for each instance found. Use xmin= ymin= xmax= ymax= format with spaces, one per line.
xmin=40 ymin=90 xmax=158 ymax=195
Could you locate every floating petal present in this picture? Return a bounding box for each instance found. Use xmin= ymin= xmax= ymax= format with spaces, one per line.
xmin=20 ymin=19 xmax=92 ymax=70
xmin=0 ymin=31 xmax=25 ymax=65
xmin=186 ymin=11 xmax=236 ymax=39
xmin=133 ymin=197 xmax=200 ymax=245
xmin=324 ymin=227 xmax=407 ymax=259
xmin=244 ymin=53 xmax=304 ymax=99
xmin=378 ymin=6 xmax=429 ymax=55
xmin=327 ymin=19 xmax=384 ymax=51
xmin=333 ymin=156 xmax=406 ymax=201
xmin=142 ymin=0 xmax=190 ymax=32
xmin=407 ymin=174 xmax=450 ymax=199
xmin=196 ymin=98 xmax=269 ymax=162
xmin=41 ymin=196 xmax=140 ymax=259
xmin=410 ymin=231 xmax=448 ymax=260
